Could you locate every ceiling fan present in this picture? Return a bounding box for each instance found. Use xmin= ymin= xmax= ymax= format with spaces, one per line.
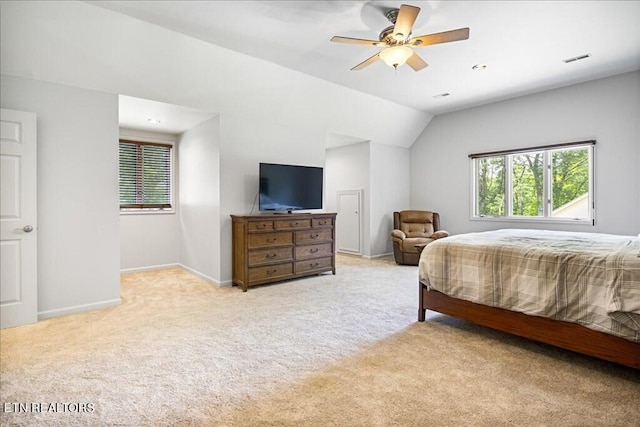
xmin=330 ymin=4 xmax=469 ymax=71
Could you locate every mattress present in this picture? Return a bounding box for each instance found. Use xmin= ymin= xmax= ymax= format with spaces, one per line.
xmin=418 ymin=229 xmax=640 ymax=342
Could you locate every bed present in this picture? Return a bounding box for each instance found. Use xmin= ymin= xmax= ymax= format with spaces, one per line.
xmin=417 ymin=229 xmax=640 ymax=369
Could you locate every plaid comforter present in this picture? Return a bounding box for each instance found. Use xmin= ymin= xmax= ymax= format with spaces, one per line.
xmin=418 ymin=229 xmax=640 ymax=342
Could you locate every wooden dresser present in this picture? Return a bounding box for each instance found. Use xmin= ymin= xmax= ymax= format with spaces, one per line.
xmin=231 ymin=213 xmax=337 ymax=291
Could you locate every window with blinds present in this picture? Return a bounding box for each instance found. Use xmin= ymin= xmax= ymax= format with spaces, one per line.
xmin=119 ymin=140 xmax=173 ymax=210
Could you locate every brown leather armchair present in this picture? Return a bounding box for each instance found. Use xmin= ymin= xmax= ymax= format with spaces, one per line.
xmin=391 ymin=210 xmax=449 ymax=265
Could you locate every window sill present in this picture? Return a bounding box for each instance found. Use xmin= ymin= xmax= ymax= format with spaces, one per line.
xmin=470 ymin=216 xmax=593 ymax=226
xmin=120 ymin=209 xmax=175 ymax=216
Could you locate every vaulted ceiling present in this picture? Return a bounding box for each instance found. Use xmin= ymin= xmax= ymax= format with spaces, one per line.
xmin=92 ymin=0 xmax=640 ymax=117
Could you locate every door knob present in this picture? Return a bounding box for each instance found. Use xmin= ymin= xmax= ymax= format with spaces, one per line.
xmin=22 ymin=225 xmax=34 ymax=233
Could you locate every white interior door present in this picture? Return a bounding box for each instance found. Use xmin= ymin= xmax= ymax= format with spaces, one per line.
xmin=1 ymin=108 xmax=38 ymax=329
xmin=336 ymin=190 xmax=362 ymax=254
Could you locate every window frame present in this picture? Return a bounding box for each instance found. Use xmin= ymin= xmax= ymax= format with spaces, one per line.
xmin=119 ymin=138 xmax=176 ymax=215
xmin=469 ymin=140 xmax=595 ymax=225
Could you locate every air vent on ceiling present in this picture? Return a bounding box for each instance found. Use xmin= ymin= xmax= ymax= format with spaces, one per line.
xmin=563 ymin=54 xmax=591 ymax=64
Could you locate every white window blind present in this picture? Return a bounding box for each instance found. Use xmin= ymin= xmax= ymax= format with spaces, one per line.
xmin=119 ymin=140 xmax=172 ymax=209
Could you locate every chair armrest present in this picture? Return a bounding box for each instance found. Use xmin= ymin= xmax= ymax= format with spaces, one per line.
xmin=431 ymin=230 xmax=449 ymax=240
xmin=391 ymin=229 xmax=406 ymax=240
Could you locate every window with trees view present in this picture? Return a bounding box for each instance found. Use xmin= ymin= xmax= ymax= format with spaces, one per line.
xmin=471 ymin=141 xmax=594 ymax=223
xmin=119 ymin=140 xmax=173 ymax=210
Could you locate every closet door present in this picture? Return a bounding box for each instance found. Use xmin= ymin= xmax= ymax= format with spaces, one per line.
xmin=336 ymin=190 xmax=362 ymax=255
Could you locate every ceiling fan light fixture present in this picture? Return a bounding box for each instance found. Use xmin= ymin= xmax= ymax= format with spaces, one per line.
xmin=330 ymin=4 xmax=470 ymax=72
xmin=379 ymin=45 xmax=413 ymax=68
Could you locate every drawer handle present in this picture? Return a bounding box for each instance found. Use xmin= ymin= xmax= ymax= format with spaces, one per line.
xmin=267 ymin=237 xmax=277 ymax=243
xmin=291 ymin=221 xmax=299 ymax=226
xmin=310 ymin=248 xmax=319 ymax=253
xmin=267 ymin=269 xmax=277 ymax=275
xmin=257 ymin=224 xmax=266 ymax=229
xmin=266 ymin=253 xmax=277 ymax=259
xmin=310 ymin=262 xmax=319 ymax=267
xmin=311 ymin=233 xmax=319 ymax=239
xmin=319 ymin=221 xmax=327 ymax=225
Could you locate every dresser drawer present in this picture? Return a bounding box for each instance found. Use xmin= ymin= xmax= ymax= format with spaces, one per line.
xmin=295 ymin=256 xmax=333 ymax=274
xmin=312 ymin=217 xmax=334 ymax=228
xmin=248 ymin=220 xmax=274 ymax=232
xmin=275 ymin=218 xmax=312 ymax=230
xmin=248 ymin=247 xmax=293 ymax=266
xmin=232 ymin=213 xmax=336 ymax=291
xmin=295 ymin=243 xmax=333 ymax=260
xmin=295 ymin=229 xmax=333 ymax=245
xmin=248 ymin=232 xmax=293 ymax=248
xmin=249 ymin=263 xmax=293 ymax=282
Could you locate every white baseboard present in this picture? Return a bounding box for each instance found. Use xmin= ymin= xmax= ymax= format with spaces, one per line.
xmin=38 ymin=263 xmax=231 ymax=321
xmin=337 ymin=251 xmax=362 ymax=257
xmin=178 ymin=263 xmax=226 ymax=286
xmin=336 ymin=252 xmax=393 ymax=259
xmin=363 ymin=252 xmax=393 ymax=259
xmin=120 ymin=263 xmax=232 ymax=287
xmin=38 ymin=298 xmax=122 ymax=321
xmin=120 ymin=263 xmax=180 ymax=274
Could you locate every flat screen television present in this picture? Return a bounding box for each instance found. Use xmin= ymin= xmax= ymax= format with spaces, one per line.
xmin=259 ymin=162 xmax=323 ymax=212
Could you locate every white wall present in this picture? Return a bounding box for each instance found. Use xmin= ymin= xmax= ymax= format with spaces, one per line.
xmin=410 ymin=71 xmax=640 ymax=236
xmin=218 ymin=114 xmax=327 ymax=280
xmin=119 ymin=128 xmax=180 ymax=271
xmin=326 ymin=142 xmax=371 ymax=255
xmin=370 ymin=143 xmax=411 ymax=256
xmin=0 ymin=1 xmax=431 ymax=288
xmin=5 ymin=1 xmax=635 ymax=308
xmin=120 ymin=120 xmax=221 ymax=282
xmin=0 ymin=1 xmax=429 ymax=148
xmin=179 ymin=116 xmax=220 ymax=283
xmin=326 ymin=141 xmax=410 ymax=257
xmin=0 ymin=75 xmax=121 ymax=318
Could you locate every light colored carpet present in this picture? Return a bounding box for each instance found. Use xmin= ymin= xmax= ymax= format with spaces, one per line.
xmin=1 ymin=254 xmax=638 ymax=426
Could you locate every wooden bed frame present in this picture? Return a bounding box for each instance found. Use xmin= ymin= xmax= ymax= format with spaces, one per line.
xmin=418 ymin=283 xmax=640 ymax=369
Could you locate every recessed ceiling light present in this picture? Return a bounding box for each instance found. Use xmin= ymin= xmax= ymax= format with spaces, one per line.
xmin=147 ymin=118 xmax=161 ymax=124
xmin=472 ymin=64 xmax=487 ymax=71
xmin=433 ymin=93 xmax=451 ymax=99
xmin=563 ymin=54 xmax=591 ymax=63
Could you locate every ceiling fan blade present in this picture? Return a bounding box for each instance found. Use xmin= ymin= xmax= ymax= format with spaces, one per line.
xmin=393 ymin=4 xmax=420 ymax=41
xmin=351 ymin=53 xmax=380 ymax=71
xmin=331 ymin=36 xmax=383 ymax=46
xmin=406 ymin=51 xmax=428 ymax=71
xmin=409 ymin=27 xmax=470 ymax=47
